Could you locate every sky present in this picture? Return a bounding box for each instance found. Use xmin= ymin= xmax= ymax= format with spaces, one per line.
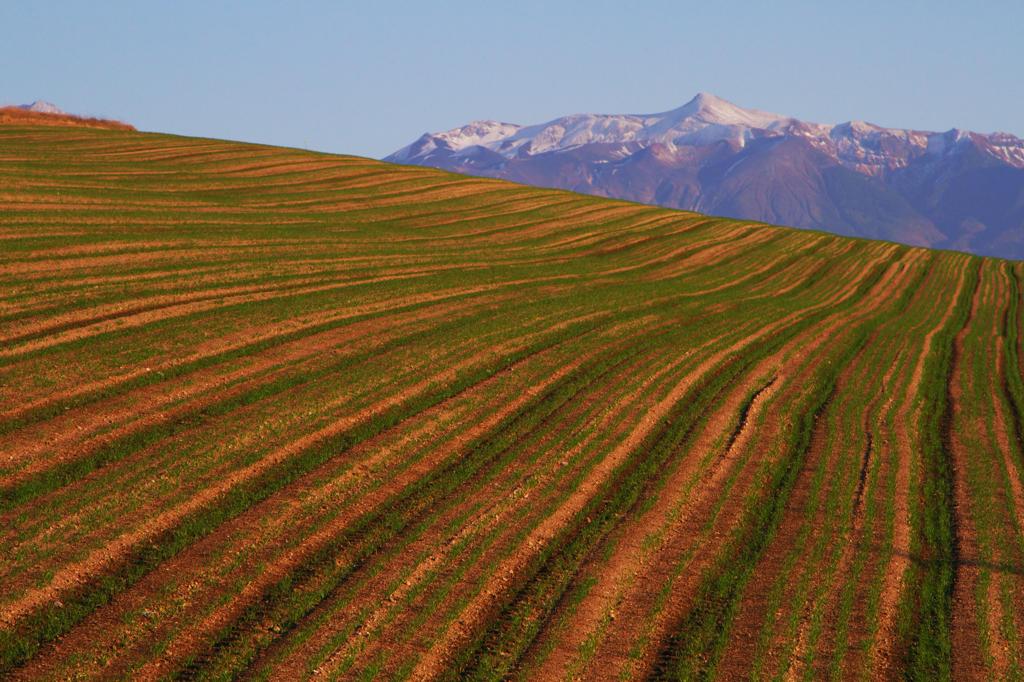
xmin=2 ymin=1 xmax=1022 ymax=159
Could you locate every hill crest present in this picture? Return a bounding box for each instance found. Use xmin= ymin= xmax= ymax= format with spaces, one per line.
xmin=0 ymin=103 xmax=134 ymax=130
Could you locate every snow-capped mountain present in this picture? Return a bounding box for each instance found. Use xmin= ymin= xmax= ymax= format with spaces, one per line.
xmin=390 ymin=93 xmax=810 ymax=160
xmin=16 ymin=100 xmax=65 ymax=115
xmin=387 ymin=94 xmax=1024 ymax=258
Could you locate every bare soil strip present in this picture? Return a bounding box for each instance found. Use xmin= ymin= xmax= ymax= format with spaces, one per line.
xmin=410 ymin=247 xmax=902 ymax=679
xmin=545 ymin=248 xmax=911 ymax=681
xmin=870 ymin=258 xmax=969 ymax=677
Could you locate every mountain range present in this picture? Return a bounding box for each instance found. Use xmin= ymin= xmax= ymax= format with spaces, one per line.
xmin=387 ymin=93 xmax=1024 ymax=258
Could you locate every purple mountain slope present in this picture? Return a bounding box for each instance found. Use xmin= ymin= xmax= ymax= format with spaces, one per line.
xmin=386 ymin=93 xmax=1024 ymax=259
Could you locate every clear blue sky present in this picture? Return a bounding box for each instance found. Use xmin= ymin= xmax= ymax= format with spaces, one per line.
xmin=3 ymin=1 xmax=1021 ymax=158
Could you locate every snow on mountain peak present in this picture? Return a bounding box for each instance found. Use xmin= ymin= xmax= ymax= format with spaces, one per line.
xmin=18 ymin=100 xmax=64 ymax=114
xmin=390 ymin=94 xmax=800 ymax=162
xmin=387 ymin=119 xmax=522 ymax=162
xmin=434 ymin=120 xmax=523 ymax=150
xmin=387 ymin=94 xmax=1024 ymax=173
xmin=667 ymin=92 xmax=790 ymax=130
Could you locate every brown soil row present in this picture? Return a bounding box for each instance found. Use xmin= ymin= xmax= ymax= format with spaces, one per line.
xmin=0 ymin=309 xmax=607 ymax=628
xmin=871 ymin=255 xmax=971 ymax=677
xmin=399 ymin=206 xmax=642 ymax=246
xmin=282 ymin=347 xmax=682 ymax=679
xmin=0 ymin=267 xmax=440 ymax=359
xmin=0 ymin=299 xmax=596 ymax=584
xmin=722 ymin=249 xmax=928 ymax=679
xmin=949 ymin=266 xmax=989 ymax=680
xmin=952 ymin=265 xmax=1024 ymax=679
xmin=983 ymin=269 xmax=1023 ymax=681
xmin=344 ymin=193 xmax=582 ymax=232
xmin=0 ymin=241 xmax=331 ymax=277
xmin=548 ymin=244 xmax=901 ymax=675
xmin=745 ymin=240 xmax=856 ymax=301
xmin=995 ymin=347 xmax=1024 ymax=551
xmin=640 ymin=226 xmax=785 ymax=281
xmin=82 ymin=141 xmax=234 ymax=158
xmin=411 ymin=246 xmax=901 ymax=679
xmin=533 ymin=246 xmax=910 ymax=680
xmin=0 ymin=293 xmax=502 ymax=507
xmin=139 ymin=320 xmax=674 ymax=679
xmin=781 ymin=338 xmax=909 ymax=681
xmin=0 ymin=273 xmax=576 ymax=425
xmin=832 ymin=252 xmax=944 ymax=678
xmin=2 ymin=271 xmax=367 ymax=345
xmin=213 ymin=159 xmax=351 ymax=177
xmin=9 ymin=315 xmax=632 ymax=680
xmin=405 ymin=322 xmax=755 ymax=679
xmin=241 ymin=177 xmax=496 ymax=211
xmin=597 ymin=224 xmax=767 ymax=279
xmin=294 ymin=316 xmax=727 ymax=678
xmin=1 ymin=250 xmax=505 ymax=346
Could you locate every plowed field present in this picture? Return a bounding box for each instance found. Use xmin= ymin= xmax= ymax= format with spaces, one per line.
xmin=1 ymin=126 xmax=1022 ymax=680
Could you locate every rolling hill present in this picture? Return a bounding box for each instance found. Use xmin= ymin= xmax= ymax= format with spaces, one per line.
xmin=388 ymin=93 xmax=1024 ymax=259
xmin=1 ymin=124 xmax=1023 ymax=680
xmin=0 ymin=104 xmax=133 ymax=131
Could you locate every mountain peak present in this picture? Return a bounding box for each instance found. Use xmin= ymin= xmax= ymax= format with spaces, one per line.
xmin=669 ymin=92 xmax=788 ymax=129
xmin=687 ymin=91 xmax=730 ymax=108
xmin=434 ymin=120 xmax=522 ymax=150
xmin=19 ymin=100 xmax=64 ymax=115
xmin=676 ymin=92 xmax=740 ymax=116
